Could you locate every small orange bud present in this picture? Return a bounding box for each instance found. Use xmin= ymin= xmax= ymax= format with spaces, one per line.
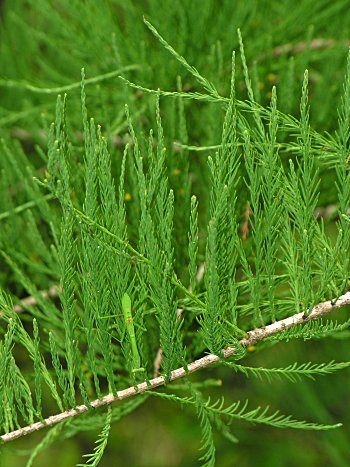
xmin=267 ymin=73 xmax=277 ymax=83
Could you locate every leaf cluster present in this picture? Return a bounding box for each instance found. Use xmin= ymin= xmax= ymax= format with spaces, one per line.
xmin=1 ymin=1 xmax=350 ymax=465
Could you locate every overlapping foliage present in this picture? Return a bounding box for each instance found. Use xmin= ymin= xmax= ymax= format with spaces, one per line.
xmin=1 ymin=1 xmax=350 ymax=466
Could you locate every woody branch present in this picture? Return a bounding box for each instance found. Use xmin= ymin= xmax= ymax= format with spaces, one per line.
xmin=1 ymin=290 xmax=350 ymax=443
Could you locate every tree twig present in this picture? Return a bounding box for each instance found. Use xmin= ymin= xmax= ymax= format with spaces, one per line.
xmin=12 ymin=285 xmax=61 ymax=314
xmin=241 ymin=201 xmax=251 ymax=240
xmin=314 ymin=204 xmax=350 ymax=220
xmin=254 ymin=38 xmax=350 ymax=63
xmin=2 ymin=290 xmax=350 ymax=443
xmin=0 ymin=285 xmax=61 ymax=318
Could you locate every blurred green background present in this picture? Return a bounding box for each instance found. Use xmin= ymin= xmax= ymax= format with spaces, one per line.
xmin=1 ymin=0 xmax=350 ymax=465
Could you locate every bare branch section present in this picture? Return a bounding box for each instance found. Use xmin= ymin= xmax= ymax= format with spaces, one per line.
xmin=13 ymin=285 xmax=60 ymax=313
xmin=2 ymin=291 xmax=350 ymax=443
xmin=255 ymin=38 xmax=350 ymax=63
xmin=0 ymin=286 xmax=60 ymax=318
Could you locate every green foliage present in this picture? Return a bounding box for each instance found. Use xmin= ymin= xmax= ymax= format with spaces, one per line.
xmin=222 ymin=360 xmax=350 ymax=383
xmin=149 ymin=389 xmax=342 ymax=430
xmin=1 ymin=1 xmax=350 ymax=465
xmin=76 ymin=408 xmax=112 ymax=467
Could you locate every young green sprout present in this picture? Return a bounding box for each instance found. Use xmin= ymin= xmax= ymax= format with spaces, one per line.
xmin=122 ymin=293 xmax=146 ymax=384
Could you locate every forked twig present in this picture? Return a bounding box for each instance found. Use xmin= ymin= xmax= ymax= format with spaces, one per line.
xmin=2 ymin=291 xmax=350 ymax=443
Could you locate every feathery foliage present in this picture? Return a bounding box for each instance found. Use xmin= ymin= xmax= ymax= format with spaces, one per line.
xmin=1 ymin=1 xmax=350 ymax=465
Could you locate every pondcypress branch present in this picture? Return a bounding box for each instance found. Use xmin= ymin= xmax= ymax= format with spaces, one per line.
xmin=254 ymin=37 xmax=350 ymax=63
xmin=2 ymin=290 xmax=349 ymax=444
xmin=12 ymin=285 xmax=60 ymax=314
